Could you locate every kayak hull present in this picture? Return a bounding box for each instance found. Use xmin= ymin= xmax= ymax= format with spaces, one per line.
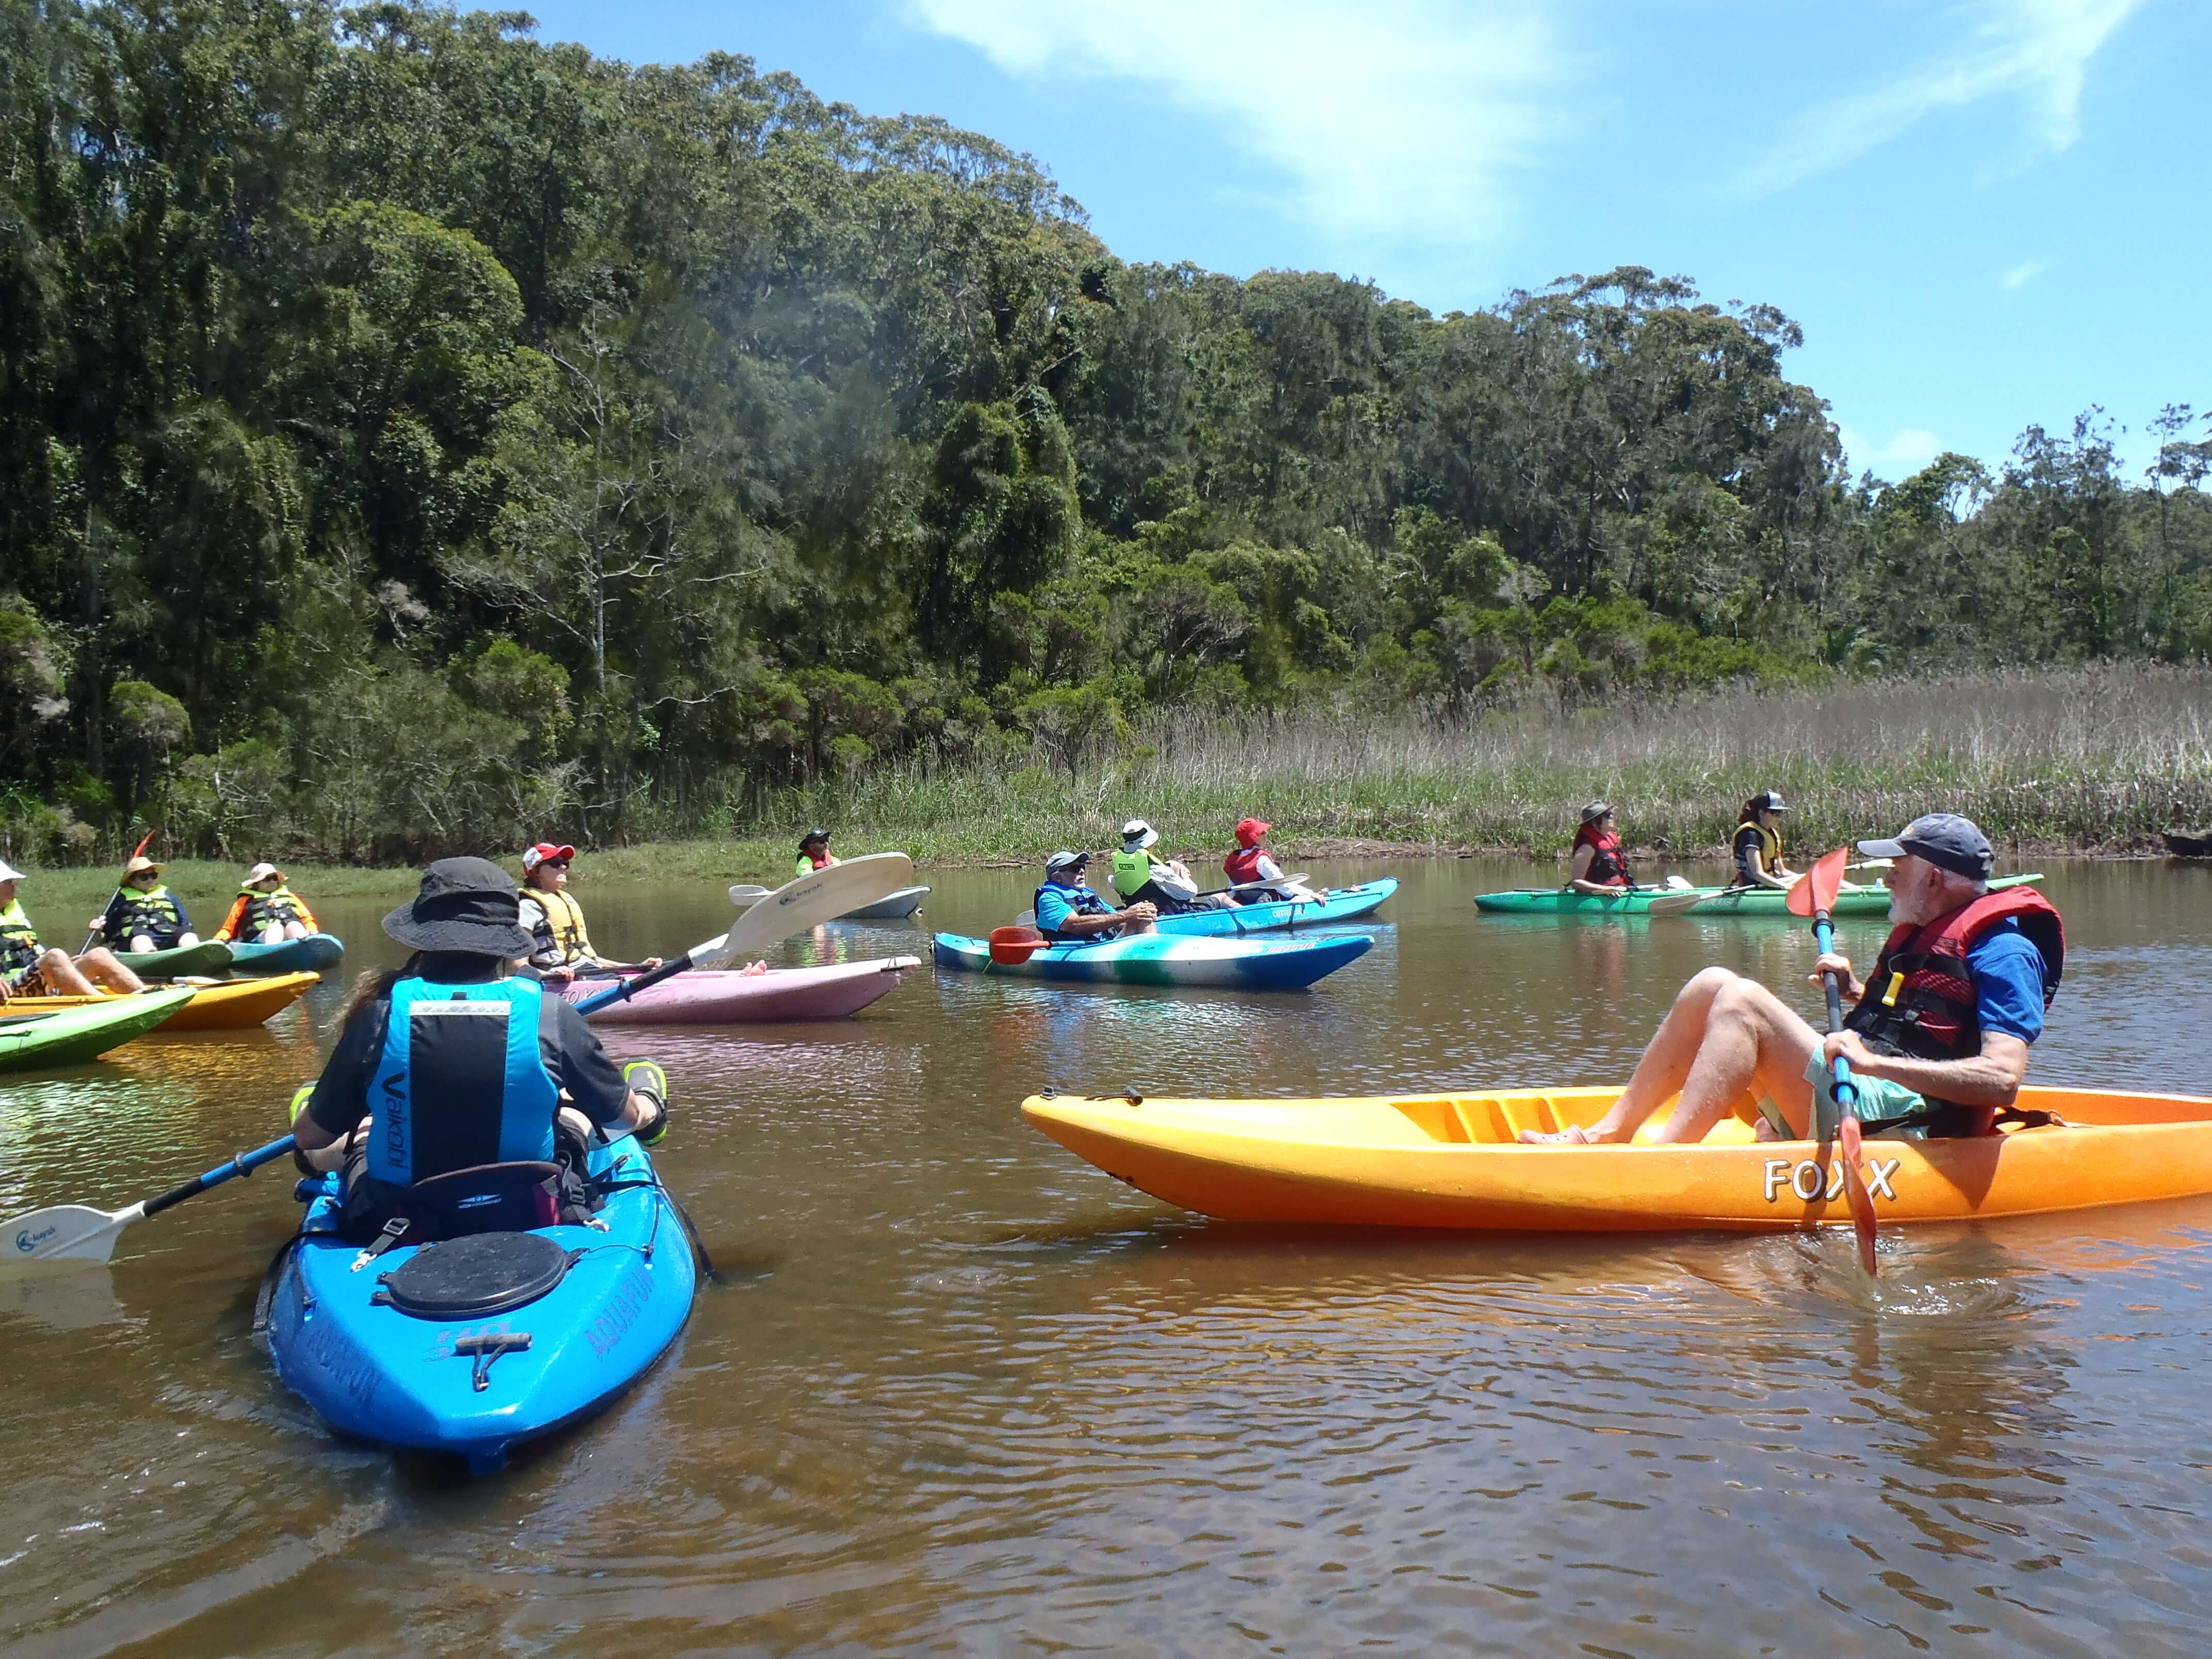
xmin=1022 ymin=1084 xmax=2212 ymax=1232
xmin=0 ymin=986 xmax=197 ymax=1072
xmin=560 ymin=957 xmax=921 ymax=1024
xmin=12 ymin=972 xmax=317 ymax=1031
xmin=836 ymin=886 xmax=929 ymax=920
xmin=228 ymin=934 xmax=346 ymax=974
xmin=112 ymin=940 xmax=235 ymax=977
xmin=265 ymin=1135 xmax=697 ymax=1472
xmin=934 ymin=930 xmax=1372 ymax=989
xmin=1152 ymin=879 xmax=1397 ymax=937
xmin=1474 ymin=873 xmax=2042 ymax=917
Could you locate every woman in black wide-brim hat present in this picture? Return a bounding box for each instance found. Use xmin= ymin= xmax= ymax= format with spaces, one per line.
xmin=290 ymin=857 xmax=668 ymax=1240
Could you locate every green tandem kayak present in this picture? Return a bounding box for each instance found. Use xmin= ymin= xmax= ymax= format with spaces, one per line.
xmin=1474 ymin=873 xmax=2044 ymax=917
xmin=0 ymin=986 xmax=197 ymax=1074
xmin=112 ymin=940 xmax=235 ymax=977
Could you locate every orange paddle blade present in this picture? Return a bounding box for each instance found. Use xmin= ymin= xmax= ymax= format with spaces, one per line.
xmin=1787 ymin=847 xmax=1849 ymax=917
xmin=988 ymin=926 xmax=1045 ymax=965
xmin=1838 ymin=1114 xmax=1879 ymax=1276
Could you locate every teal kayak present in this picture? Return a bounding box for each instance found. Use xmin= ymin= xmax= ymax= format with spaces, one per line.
xmin=1152 ymin=879 xmax=1396 ymax=937
xmin=0 ymin=986 xmax=196 ymax=1072
xmin=934 ymin=929 xmax=1372 ymax=989
xmin=1474 ymin=873 xmax=2043 ymax=917
xmin=112 ymin=939 xmax=235 ymax=977
xmin=227 ymin=934 xmax=345 ymax=974
xmin=264 ymin=1131 xmax=698 ymax=1473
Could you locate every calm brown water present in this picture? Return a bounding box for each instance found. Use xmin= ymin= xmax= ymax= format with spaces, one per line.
xmin=3 ymin=856 xmax=2210 ymax=1656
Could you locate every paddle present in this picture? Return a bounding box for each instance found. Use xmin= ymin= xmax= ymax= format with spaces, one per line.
xmin=2 ymin=1134 xmax=298 ymax=1273
xmin=1789 ymin=846 xmax=1878 ymax=1276
xmin=989 ymin=925 xmax=1047 ymax=965
xmin=576 ymin=852 xmax=914 ymax=1016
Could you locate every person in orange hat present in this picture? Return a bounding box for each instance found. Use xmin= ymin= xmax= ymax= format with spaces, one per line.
xmin=516 ymin=842 xmax=659 ymax=983
xmin=1221 ymin=818 xmax=1316 ymax=904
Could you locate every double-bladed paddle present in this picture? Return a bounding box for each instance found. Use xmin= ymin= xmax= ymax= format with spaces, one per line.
xmin=576 ymin=852 xmax=915 ymax=1016
xmin=1790 ymin=846 xmax=1879 ymax=1275
xmin=2 ymin=1135 xmax=299 ymax=1273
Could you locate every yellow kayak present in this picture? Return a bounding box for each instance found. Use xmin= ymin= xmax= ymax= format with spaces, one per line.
xmin=1020 ymin=1084 xmax=2212 ymax=1232
xmin=18 ymin=971 xmax=320 ymax=1032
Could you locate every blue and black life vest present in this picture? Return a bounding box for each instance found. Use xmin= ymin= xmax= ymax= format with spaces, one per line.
xmin=365 ymin=975 xmax=561 ymax=1188
xmin=1033 ymin=881 xmax=1112 ymax=941
xmin=106 ymin=885 xmax=188 ymax=948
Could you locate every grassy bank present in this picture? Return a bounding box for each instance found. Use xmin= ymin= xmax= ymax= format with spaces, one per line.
xmin=13 ymin=666 xmax=2206 ymax=905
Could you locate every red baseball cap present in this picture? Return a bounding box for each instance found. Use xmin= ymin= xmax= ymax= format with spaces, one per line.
xmin=1234 ymin=817 xmax=1271 ymax=848
xmin=522 ymin=841 xmax=576 ymax=872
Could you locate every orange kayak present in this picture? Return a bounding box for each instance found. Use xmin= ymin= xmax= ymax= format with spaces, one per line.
xmin=1020 ymin=1084 xmax=2212 ymax=1232
xmin=18 ymin=971 xmax=320 ymax=1032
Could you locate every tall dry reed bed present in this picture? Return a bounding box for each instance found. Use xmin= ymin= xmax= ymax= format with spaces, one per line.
xmin=761 ymin=665 xmax=2212 ymax=862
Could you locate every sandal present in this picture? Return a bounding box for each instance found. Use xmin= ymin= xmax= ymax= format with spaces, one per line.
xmin=1517 ymin=1123 xmax=1601 ymax=1145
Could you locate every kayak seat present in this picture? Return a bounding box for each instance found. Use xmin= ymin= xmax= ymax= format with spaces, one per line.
xmin=400 ymin=1160 xmax=563 ymax=1242
xmin=373 ymin=1229 xmax=581 ymax=1320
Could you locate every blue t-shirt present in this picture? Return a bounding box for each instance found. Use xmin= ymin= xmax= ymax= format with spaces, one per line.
xmin=1035 ymin=881 xmax=1112 ymax=937
xmin=1965 ymin=922 xmax=2048 ymax=1045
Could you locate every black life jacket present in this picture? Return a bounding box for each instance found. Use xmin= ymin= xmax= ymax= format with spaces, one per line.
xmin=1843 ymin=886 xmax=2064 ymax=1134
xmin=107 ymin=885 xmax=187 ymax=947
xmin=240 ymin=888 xmax=311 ymax=934
xmin=1573 ymin=824 xmax=1630 ymax=887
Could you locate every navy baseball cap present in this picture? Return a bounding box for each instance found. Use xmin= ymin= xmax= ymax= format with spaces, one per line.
xmin=1857 ymin=814 xmax=1993 ymax=881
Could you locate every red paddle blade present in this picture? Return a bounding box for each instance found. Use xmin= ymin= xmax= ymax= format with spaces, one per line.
xmin=1837 ymin=1115 xmax=1879 ymax=1276
xmin=988 ymin=926 xmax=1045 ymax=965
xmin=1788 ymin=847 xmax=1849 ymax=917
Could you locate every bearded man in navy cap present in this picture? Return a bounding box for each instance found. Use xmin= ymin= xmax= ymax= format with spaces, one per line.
xmin=1520 ymin=814 xmax=2064 ymax=1145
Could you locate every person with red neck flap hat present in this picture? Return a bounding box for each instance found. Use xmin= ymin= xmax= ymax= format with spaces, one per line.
xmin=515 ymin=842 xmax=660 ymax=984
xmin=1222 ymin=819 xmax=1316 ymax=904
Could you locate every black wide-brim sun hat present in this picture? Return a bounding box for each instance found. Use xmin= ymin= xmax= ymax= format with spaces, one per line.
xmin=383 ymin=856 xmax=535 ymax=956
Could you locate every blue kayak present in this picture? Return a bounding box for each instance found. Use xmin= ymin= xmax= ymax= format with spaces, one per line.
xmin=1151 ymin=879 xmax=1396 ymax=937
xmin=264 ymin=1133 xmax=697 ymax=1472
xmin=229 ymin=934 xmax=345 ymax=975
xmin=934 ymin=929 xmax=1372 ymax=989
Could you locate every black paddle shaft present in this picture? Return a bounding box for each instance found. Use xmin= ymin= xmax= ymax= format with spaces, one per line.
xmin=141 ymin=1136 xmax=298 ymax=1218
xmin=574 ymin=950 xmax=696 ymax=1017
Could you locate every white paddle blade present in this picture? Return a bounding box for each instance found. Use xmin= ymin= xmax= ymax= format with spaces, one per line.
xmin=1664 ymin=875 xmax=1692 ymax=890
xmin=719 ymin=853 xmax=917 ymax=962
xmin=3 ymin=1202 xmax=140 ymax=1273
xmin=1015 ymin=909 xmax=1037 ymax=928
xmin=727 ymin=885 xmax=770 ymax=907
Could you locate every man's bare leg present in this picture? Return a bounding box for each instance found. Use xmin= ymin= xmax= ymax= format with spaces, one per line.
xmin=1520 ymin=969 xmax=1821 ymax=1144
xmin=35 ymin=948 xmax=101 ymax=997
xmin=74 ymin=948 xmax=145 ymax=994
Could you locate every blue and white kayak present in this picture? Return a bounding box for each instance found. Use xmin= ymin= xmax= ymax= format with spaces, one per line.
xmin=1151 ymin=879 xmax=1396 ymax=937
xmin=229 ymin=934 xmax=346 ymax=974
xmin=264 ymin=1133 xmax=697 ymax=1472
xmin=933 ymin=929 xmax=1373 ymax=989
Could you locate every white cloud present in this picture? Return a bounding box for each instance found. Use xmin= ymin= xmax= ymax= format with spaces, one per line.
xmin=900 ymin=1 xmax=1566 ymax=254
xmin=1999 ymin=257 xmax=2050 ymax=290
xmin=1843 ymin=426 xmax=1947 ymax=475
xmin=1734 ymin=0 xmax=2148 ymax=197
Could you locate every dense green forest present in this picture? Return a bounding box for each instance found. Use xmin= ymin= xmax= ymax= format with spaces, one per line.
xmin=3 ymin=0 xmax=2208 ymax=863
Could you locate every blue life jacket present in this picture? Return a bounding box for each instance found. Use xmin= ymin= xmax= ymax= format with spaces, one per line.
xmin=366 ymin=975 xmax=561 ymax=1187
xmin=1034 ymin=880 xmax=1113 ymax=941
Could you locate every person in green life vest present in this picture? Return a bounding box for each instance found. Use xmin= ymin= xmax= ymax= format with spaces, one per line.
xmin=0 ymin=859 xmax=145 ymax=1002
xmin=1110 ymin=820 xmax=1211 ymax=913
xmin=1732 ymin=791 xmax=1799 ymax=891
xmin=796 ymin=827 xmax=838 ymax=879
xmin=89 ymin=854 xmax=199 ymax=953
xmin=213 ymin=862 xmax=320 ymax=945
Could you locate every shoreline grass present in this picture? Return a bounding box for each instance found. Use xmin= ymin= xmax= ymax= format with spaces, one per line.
xmin=11 ymin=666 xmax=2206 ymax=909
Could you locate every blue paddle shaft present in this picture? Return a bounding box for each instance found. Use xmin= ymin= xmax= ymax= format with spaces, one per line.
xmin=143 ymin=1134 xmax=299 ymax=1218
xmin=1813 ymin=916 xmax=1858 ymax=1121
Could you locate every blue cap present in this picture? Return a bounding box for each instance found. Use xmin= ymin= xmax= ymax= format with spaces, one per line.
xmin=1857 ymin=813 xmax=1993 ymax=881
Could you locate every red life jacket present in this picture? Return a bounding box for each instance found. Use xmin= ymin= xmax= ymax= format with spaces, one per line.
xmin=1572 ymin=824 xmax=1630 ymax=887
xmin=1224 ymin=845 xmax=1267 ymax=886
xmin=1846 ymin=886 xmax=2063 ymax=1063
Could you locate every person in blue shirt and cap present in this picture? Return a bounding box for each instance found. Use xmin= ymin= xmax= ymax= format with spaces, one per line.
xmin=1033 ymin=850 xmax=1157 ymax=942
xmin=1518 ymin=813 xmax=2063 ymax=1145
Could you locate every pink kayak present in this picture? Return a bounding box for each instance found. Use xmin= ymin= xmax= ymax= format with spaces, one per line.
xmin=560 ymin=956 xmax=922 ymax=1024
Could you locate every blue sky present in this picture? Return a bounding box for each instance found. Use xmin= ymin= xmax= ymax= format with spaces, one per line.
xmin=514 ymin=0 xmax=2206 ymax=483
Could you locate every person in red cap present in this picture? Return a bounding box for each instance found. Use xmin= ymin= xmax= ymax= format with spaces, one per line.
xmin=517 ymin=843 xmax=659 ymax=983
xmin=1222 ymin=818 xmax=1316 ymax=904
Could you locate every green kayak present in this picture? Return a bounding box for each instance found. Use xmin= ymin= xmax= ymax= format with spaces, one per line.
xmin=112 ymin=939 xmax=234 ymax=977
xmin=1474 ymin=873 xmax=2044 ymax=917
xmin=0 ymin=986 xmax=197 ymax=1074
